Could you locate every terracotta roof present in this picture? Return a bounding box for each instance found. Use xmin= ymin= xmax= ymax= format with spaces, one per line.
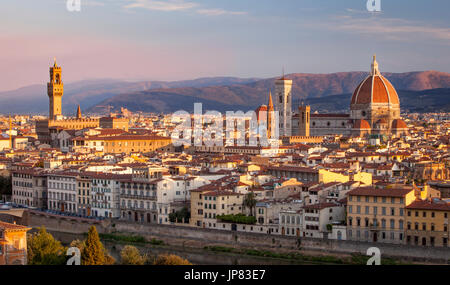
xmin=406 ymin=199 xmax=450 ymax=211
xmin=303 ymin=202 xmax=341 ymax=210
xmin=348 ymin=186 xmax=413 ymax=197
xmin=0 ymin=221 xmax=31 ymax=232
xmin=310 ymin=114 xmax=350 ymax=118
xmin=267 ymin=165 xmax=318 ymax=174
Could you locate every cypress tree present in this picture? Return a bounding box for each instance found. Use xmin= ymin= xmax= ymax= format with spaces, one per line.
xmin=81 ymin=226 xmax=105 ymax=265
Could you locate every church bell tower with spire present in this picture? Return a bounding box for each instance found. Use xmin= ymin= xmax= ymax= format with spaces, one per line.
xmin=48 ymin=58 xmax=64 ymax=120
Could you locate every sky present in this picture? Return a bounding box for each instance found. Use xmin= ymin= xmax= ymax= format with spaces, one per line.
xmin=0 ymin=0 xmax=449 ymax=91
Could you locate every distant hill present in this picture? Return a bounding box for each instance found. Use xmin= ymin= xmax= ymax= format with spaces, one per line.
xmin=305 ymin=88 xmax=450 ymax=113
xmin=88 ymin=71 xmax=450 ymax=114
xmin=0 ymin=77 xmax=260 ymax=115
xmin=1 ymin=71 xmax=449 ymax=115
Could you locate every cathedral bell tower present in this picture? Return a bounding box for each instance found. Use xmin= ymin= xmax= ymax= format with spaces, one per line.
xmin=48 ymin=58 xmax=64 ymax=120
xmin=275 ymin=73 xmax=293 ymax=137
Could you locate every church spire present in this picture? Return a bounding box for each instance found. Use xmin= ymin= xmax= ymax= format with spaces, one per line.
xmin=76 ymin=104 xmax=82 ymax=119
xmin=268 ymin=90 xmax=274 ymax=111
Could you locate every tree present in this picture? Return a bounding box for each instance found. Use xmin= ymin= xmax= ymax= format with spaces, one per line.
xmin=169 ymin=207 xmax=190 ymax=223
xmin=120 ymin=245 xmax=147 ymax=265
xmin=153 ymin=254 xmax=192 ymax=265
xmin=0 ymin=176 xmax=12 ymax=199
xmin=81 ymin=226 xmax=106 ymax=265
xmin=243 ymin=192 xmax=257 ymax=216
xmin=27 ymin=227 xmax=67 ymax=265
xmin=69 ymin=239 xmax=85 ymax=252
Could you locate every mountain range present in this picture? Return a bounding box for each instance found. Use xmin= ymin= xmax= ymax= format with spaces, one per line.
xmin=88 ymin=71 xmax=450 ymax=114
xmin=0 ymin=71 xmax=449 ymax=115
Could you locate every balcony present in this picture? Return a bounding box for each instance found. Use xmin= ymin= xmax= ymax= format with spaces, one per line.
xmin=120 ymin=193 xmax=156 ymax=200
xmin=121 ymin=205 xmax=156 ymax=212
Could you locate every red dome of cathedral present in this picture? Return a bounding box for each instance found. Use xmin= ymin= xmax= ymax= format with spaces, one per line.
xmin=391 ymin=119 xmax=407 ymax=129
xmin=353 ymin=119 xmax=371 ymax=129
xmin=351 ymin=55 xmax=399 ymax=105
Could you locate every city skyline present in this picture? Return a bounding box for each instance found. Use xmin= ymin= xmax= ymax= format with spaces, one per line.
xmin=1 ymin=0 xmax=450 ymax=91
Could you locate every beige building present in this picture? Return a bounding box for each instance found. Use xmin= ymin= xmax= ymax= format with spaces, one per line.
xmin=405 ymin=199 xmax=450 ymax=247
xmin=190 ymin=188 xmax=244 ymax=229
xmin=0 ymin=221 xmax=31 ymax=265
xmin=76 ymin=175 xmax=92 ymax=216
xmin=347 ymin=187 xmax=416 ymax=244
xmin=11 ymin=169 xmax=47 ymax=209
xmin=103 ymin=135 xmax=172 ymax=154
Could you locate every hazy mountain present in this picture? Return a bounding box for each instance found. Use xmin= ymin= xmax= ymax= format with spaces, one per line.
xmin=88 ymin=71 xmax=450 ymax=114
xmin=0 ymin=77 xmax=260 ymax=115
xmin=304 ymin=88 xmax=450 ymax=113
xmin=1 ymin=71 xmax=449 ymax=115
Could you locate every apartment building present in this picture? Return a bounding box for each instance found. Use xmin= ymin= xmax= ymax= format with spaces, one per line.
xmin=256 ymin=199 xmax=303 ymax=235
xmin=405 ymin=199 xmax=450 ymax=247
xmin=90 ymin=173 xmax=123 ymax=218
xmin=11 ymin=169 xmax=47 ymax=209
xmin=47 ymin=172 xmax=78 ymax=213
xmin=190 ymin=187 xmax=244 ymax=229
xmin=76 ymin=175 xmax=92 ymax=216
xmin=347 ymin=187 xmax=416 ymax=244
xmin=301 ymin=202 xmax=346 ymax=238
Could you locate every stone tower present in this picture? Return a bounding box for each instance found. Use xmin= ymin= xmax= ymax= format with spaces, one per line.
xmin=275 ymin=75 xmax=293 ymax=137
xmin=48 ymin=58 xmax=64 ymax=120
xmin=298 ymin=104 xmax=310 ymax=137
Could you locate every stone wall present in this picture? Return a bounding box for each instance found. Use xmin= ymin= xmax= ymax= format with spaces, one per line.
xmin=25 ymin=211 xmax=450 ymax=263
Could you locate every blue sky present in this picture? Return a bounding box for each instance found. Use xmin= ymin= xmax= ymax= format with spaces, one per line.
xmin=0 ymin=0 xmax=449 ymax=91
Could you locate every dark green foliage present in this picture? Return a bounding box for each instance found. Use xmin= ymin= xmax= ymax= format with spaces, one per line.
xmin=243 ymin=192 xmax=257 ymax=216
xmin=27 ymin=227 xmax=67 ymax=265
xmin=168 ymin=207 xmax=190 ymax=223
xmin=216 ymin=214 xmax=256 ymax=224
xmin=99 ymin=233 xmax=147 ymax=243
xmin=0 ymin=176 xmax=12 ymax=198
